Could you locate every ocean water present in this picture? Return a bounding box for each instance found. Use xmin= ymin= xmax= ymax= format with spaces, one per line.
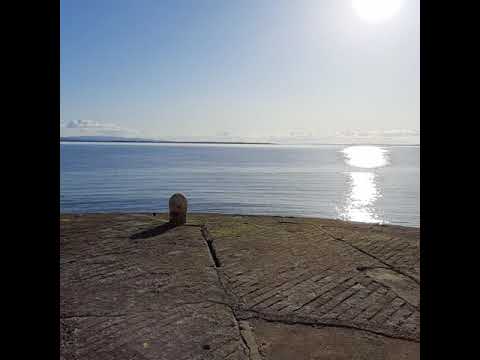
xmin=60 ymin=142 xmax=419 ymax=227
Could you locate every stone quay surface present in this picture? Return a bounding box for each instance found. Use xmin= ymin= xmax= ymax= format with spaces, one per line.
xmin=60 ymin=213 xmax=420 ymax=360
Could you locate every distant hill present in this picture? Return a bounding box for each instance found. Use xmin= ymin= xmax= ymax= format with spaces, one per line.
xmin=60 ymin=136 xmax=276 ymax=145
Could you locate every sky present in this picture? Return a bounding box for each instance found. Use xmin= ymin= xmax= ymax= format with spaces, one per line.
xmin=60 ymin=0 xmax=419 ymax=144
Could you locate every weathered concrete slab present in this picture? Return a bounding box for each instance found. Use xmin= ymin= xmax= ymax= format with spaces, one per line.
xmin=61 ymin=213 xmax=420 ymax=360
xmin=250 ymin=319 xmax=419 ymax=360
xmin=60 ymin=214 xmax=248 ymax=360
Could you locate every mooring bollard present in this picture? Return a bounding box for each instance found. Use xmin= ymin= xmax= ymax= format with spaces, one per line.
xmin=169 ymin=193 xmax=188 ymax=225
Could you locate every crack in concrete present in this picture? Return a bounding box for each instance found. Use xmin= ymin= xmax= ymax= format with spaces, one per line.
xmin=199 ymin=225 xmax=262 ymax=360
xmin=62 ymin=216 xmax=420 ymax=359
xmin=236 ymin=309 xmax=420 ymax=343
xmin=239 ymin=320 xmax=263 ymax=360
xmin=316 ymin=225 xmax=420 ymax=286
xmin=237 ymin=321 xmax=252 ymax=358
xmin=197 ymin=223 xmax=419 ymax=353
xmin=201 ymin=225 xmax=222 ymax=267
xmin=199 ymin=225 xmax=243 ymax=308
xmin=356 ymin=266 xmax=420 ymax=310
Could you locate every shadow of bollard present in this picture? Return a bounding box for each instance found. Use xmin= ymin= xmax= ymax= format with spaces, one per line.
xmin=130 ymin=193 xmax=188 ymax=239
xmin=130 ymin=222 xmax=176 ymax=240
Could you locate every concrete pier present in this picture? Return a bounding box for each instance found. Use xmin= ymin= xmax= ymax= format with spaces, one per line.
xmin=60 ymin=213 xmax=420 ymax=360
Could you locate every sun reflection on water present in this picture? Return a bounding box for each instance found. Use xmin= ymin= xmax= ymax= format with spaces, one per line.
xmin=341 ymin=172 xmax=381 ymax=223
xmin=342 ymin=146 xmax=389 ymax=168
xmin=339 ymin=146 xmax=389 ymax=224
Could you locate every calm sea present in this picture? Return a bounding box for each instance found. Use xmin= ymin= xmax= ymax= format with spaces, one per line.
xmin=60 ymin=142 xmax=419 ymax=227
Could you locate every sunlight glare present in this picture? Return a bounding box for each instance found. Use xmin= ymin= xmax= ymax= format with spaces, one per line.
xmin=340 ymin=172 xmax=382 ymax=223
xmin=342 ymin=146 xmax=389 ymax=168
xmin=352 ymin=0 xmax=404 ymax=23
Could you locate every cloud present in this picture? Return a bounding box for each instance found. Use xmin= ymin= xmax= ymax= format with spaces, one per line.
xmin=63 ymin=119 xmax=121 ymax=130
xmin=60 ymin=120 xmax=140 ymax=137
xmin=336 ymin=129 xmax=420 ymax=138
xmin=331 ymin=129 xmax=419 ymax=145
xmin=261 ymin=128 xmax=419 ymax=145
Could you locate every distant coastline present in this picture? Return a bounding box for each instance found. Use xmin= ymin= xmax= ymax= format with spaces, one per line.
xmin=60 ymin=137 xmax=277 ymax=145
xmin=60 ymin=138 xmax=419 ymax=147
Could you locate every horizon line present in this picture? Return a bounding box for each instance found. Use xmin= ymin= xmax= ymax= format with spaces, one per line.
xmin=60 ymin=138 xmax=419 ymax=146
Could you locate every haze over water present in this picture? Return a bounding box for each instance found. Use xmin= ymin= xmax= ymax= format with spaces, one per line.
xmin=60 ymin=142 xmax=419 ymax=227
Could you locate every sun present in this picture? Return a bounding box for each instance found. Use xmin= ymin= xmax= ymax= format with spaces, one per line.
xmin=352 ymin=0 xmax=404 ymax=23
